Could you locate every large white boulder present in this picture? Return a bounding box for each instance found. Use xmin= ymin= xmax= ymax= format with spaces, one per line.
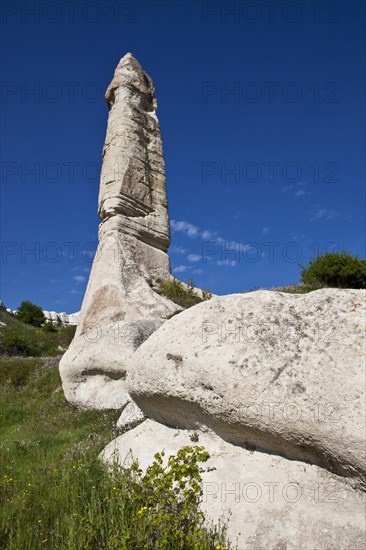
xmin=60 ymin=318 xmax=165 ymax=409
xmin=128 ymin=289 xmax=366 ymax=488
xmin=102 ymin=418 xmax=366 ymax=550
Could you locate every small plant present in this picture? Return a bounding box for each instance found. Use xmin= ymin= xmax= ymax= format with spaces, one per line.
xmin=17 ymin=300 xmax=45 ymax=328
xmin=190 ymin=431 xmax=200 ymax=442
xmin=202 ymin=289 xmax=212 ymax=300
xmin=300 ymin=252 xmax=366 ymax=289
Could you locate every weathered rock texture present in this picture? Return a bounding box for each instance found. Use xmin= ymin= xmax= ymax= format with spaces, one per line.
xmin=60 ymin=53 xmax=179 ymax=409
xmin=102 ymin=419 xmax=366 ymax=550
xmin=101 ymin=288 xmax=366 ymax=547
xmin=127 ymin=289 xmax=366 ymax=489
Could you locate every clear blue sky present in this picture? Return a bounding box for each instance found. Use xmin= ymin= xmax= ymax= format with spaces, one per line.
xmin=1 ymin=0 xmax=365 ymax=312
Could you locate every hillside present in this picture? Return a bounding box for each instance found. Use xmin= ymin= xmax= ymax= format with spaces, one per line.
xmin=0 ymin=310 xmax=76 ymax=357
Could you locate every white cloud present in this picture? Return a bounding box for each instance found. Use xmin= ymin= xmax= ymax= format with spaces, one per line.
xmin=282 ymin=181 xmax=307 ymax=198
xmin=192 ymin=268 xmax=203 ymax=274
xmin=70 ymin=289 xmax=80 ymax=294
xmin=217 ymin=259 xmax=237 ymax=267
xmin=310 ymin=206 xmax=338 ymax=221
xmin=170 ymin=245 xmax=187 ymax=255
xmin=172 ymin=265 xmax=190 ymax=273
xmin=187 ymin=254 xmax=202 ymax=263
xmin=261 ymin=227 xmax=270 ymax=235
xmin=171 ymin=219 xmax=255 ymax=265
xmin=73 ymin=275 xmax=86 ymax=283
xmin=202 ymin=230 xmax=216 ymax=240
xmin=171 ymin=220 xmax=199 ymax=238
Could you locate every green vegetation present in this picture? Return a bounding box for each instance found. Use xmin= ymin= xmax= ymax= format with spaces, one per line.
xmin=259 ymin=252 xmax=366 ymax=295
xmin=156 ymin=278 xmax=212 ymax=310
xmin=42 ymin=322 xmax=57 ymax=333
xmin=16 ymin=301 xmax=45 ymax=328
xmin=0 ymin=310 xmax=76 ymax=357
xmin=0 ymin=358 xmax=230 ymax=549
xmin=124 ymin=446 xmax=228 ymax=549
xmin=300 ymin=251 xmax=366 ymax=289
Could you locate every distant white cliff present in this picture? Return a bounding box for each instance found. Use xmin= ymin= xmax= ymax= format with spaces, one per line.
xmin=0 ymin=300 xmax=80 ymax=326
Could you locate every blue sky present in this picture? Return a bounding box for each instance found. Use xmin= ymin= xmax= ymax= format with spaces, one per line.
xmin=1 ymin=0 xmax=365 ymax=312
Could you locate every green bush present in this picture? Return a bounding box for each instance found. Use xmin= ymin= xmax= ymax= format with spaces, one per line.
xmin=120 ymin=446 xmax=228 ymax=549
xmin=300 ymin=252 xmax=366 ymax=289
xmin=17 ymin=301 xmax=45 ymax=327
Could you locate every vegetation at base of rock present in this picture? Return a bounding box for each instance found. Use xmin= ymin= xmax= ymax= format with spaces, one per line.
xmin=300 ymin=252 xmax=366 ymax=289
xmin=16 ymin=300 xmax=45 ymax=328
xmin=156 ymin=278 xmax=212 ymax=309
xmin=0 ymin=358 xmax=230 ymax=549
xmin=121 ymin=446 xmax=229 ymax=549
xmin=0 ymin=310 xmax=76 ymax=357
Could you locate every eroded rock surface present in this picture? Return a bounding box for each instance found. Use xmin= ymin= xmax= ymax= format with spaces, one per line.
xmin=60 ymin=53 xmax=179 ymax=408
xmin=102 ymin=419 xmax=366 ymax=550
xmin=127 ymin=289 xmax=366 ymax=488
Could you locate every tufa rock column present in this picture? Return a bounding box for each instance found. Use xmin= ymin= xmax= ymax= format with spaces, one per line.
xmin=60 ymin=53 xmax=179 ymax=409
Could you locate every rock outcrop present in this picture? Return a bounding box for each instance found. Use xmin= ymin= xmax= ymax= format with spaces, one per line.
xmin=43 ymin=310 xmax=80 ymax=325
xmin=127 ymin=289 xmax=366 ymax=488
xmin=101 ymin=288 xmax=366 ymax=548
xmin=59 ymin=53 xmax=179 ymax=409
xmin=102 ymin=418 xmax=366 ymax=550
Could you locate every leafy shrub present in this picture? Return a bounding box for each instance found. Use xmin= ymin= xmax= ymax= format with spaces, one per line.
xmin=300 ymin=252 xmax=366 ymax=289
xmin=17 ymin=300 xmax=45 ymax=327
xmin=120 ymin=446 xmax=229 ymax=549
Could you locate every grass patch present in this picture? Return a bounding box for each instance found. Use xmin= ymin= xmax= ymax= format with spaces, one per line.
xmin=0 ymin=311 xmax=76 ymax=357
xmin=155 ymin=278 xmax=211 ymax=310
xmin=0 ymin=358 xmax=230 ymax=549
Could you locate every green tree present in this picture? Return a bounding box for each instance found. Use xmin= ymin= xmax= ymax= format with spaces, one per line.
xmin=300 ymin=252 xmax=366 ymax=289
xmin=17 ymin=300 xmax=45 ymax=327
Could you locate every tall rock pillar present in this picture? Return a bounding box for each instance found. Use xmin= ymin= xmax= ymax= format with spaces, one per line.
xmin=60 ymin=53 xmax=178 ymax=409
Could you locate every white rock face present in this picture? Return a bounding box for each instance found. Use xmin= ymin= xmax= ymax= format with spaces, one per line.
xmin=117 ymin=400 xmax=145 ymax=429
xmin=60 ymin=53 xmax=180 ymax=408
xmin=102 ymin=419 xmax=366 ymax=550
xmin=61 ymin=318 xmax=165 ymax=409
xmin=128 ymin=289 xmax=366 ymax=488
xmin=43 ymin=310 xmax=80 ymax=325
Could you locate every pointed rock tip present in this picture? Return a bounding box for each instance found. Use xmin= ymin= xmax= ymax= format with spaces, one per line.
xmin=118 ymin=52 xmax=142 ymax=67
